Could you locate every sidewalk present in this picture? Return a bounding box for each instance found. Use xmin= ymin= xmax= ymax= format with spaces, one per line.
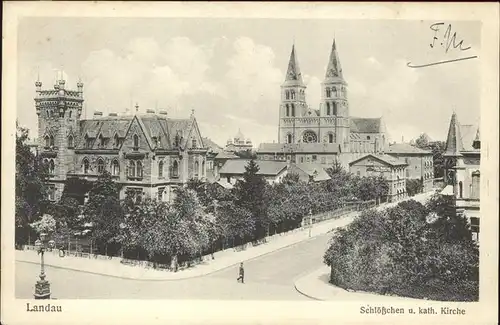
xmin=294 ymin=266 xmax=430 ymax=302
xmin=16 ymin=212 xmax=358 ymax=281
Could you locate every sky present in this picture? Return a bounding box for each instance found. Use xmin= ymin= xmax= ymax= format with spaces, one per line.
xmin=16 ymin=18 xmax=481 ymax=147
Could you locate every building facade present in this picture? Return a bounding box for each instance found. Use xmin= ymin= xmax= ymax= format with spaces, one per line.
xmin=218 ymin=159 xmax=288 ymax=186
xmin=36 ymin=77 xmax=208 ymax=203
xmin=258 ymin=39 xmax=388 ymax=169
xmin=386 ymin=143 xmax=434 ymax=192
xmin=225 ymin=129 xmax=253 ymax=153
xmin=442 ymin=112 xmax=480 ymax=241
xmin=349 ymin=154 xmax=408 ymax=202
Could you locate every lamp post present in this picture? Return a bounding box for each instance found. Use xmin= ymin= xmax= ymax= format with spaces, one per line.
xmin=34 ymin=232 xmax=55 ymax=299
xmin=308 ymin=210 xmax=313 ymax=238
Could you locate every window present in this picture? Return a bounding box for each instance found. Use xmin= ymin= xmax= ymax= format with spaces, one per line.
xmin=192 ymin=139 xmax=197 ymax=148
xmin=458 ymin=181 xmax=463 ymax=198
xmin=49 ymin=135 xmax=55 ymax=147
xmin=406 ymin=169 xmax=410 ymax=178
xmin=49 ymin=159 xmax=55 ymax=174
xmin=321 ymin=157 xmax=326 ymax=164
xmin=68 ymin=110 xmax=72 ymax=118
xmin=332 ymin=102 xmax=337 ymax=115
xmin=194 ymin=161 xmax=199 ymax=177
xmin=113 ymin=134 xmax=119 ymax=148
xmin=171 ymin=160 xmax=179 ymax=178
xmin=357 ymin=170 xmax=361 ymax=176
xmin=227 ymin=176 xmax=231 ymax=183
xmin=291 ymin=90 xmax=295 ymax=100
xmin=158 ymin=161 xmax=164 ymax=178
xmin=300 ymin=157 xmax=304 ymax=163
xmin=291 ymin=104 xmax=295 ymax=117
xmin=128 ymin=160 xmax=136 ymax=177
xmin=326 ymin=103 xmax=331 ymax=115
xmin=136 ymin=161 xmax=143 ymax=178
xmin=326 ymin=88 xmax=331 ymax=98
xmin=48 ymin=185 xmax=56 ymax=201
xmin=44 ymin=135 xmax=50 ymax=147
xmin=202 ymin=161 xmax=205 ymax=176
xmin=312 ymin=155 xmax=317 ymax=162
xmin=68 ymin=135 xmax=74 ymax=148
xmin=83 ymin=159 xmax=90 ymax=174
xmin=112 ymin=160 xmax=120 ymax=176
xmin=328 ymin=133 xmax=334 ymax=143
xmin=85 ymin=135 xmax=92 ymax=148
xmin=302 ymin=130 xmax=317 ymax=143
xmin=287 ymin=134 xmax=292 ymax=144
xmin=471 ymin=171 xmax=480 ymax=199
xmin=285 ymin=90 xmax=290 ymax=100
xmin=133 ymin=134 xmax=139 ymax=150
xmin=367 ymin=136 xmax=371 ymax=140
xmin=470 ymin=217 xmax=480 ymax=237
xmin=158 ymin=187 xmax=165 ymax=201
xmin=333 ymin=87 xmax=338 ymax=97
xmin=97 ymin=159 xmax=105 ymax=174
xmin=286 ymin=104 xmax=290 ymax=117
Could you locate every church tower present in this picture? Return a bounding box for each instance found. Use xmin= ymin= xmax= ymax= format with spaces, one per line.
xmin=278 ymin=45 xmax=308 ymax=144
xmin=320 ymin=39 xmax=350 ymax=152
xmin=35 ymin=73 xmax=84 ymax=200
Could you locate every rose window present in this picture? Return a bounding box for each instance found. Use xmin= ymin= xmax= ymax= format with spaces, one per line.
xmin=302 ymin=131 xmax=317 ymax=143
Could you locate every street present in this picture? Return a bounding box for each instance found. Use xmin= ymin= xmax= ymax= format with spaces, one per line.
xmin=16 ymin=233 xmax=331 ymax=300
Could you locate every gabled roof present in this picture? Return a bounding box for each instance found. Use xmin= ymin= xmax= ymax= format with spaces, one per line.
xmin=443 ymin=112 xmax=480 ymax=155
xmin=219 ymin=159 xmax=288 ymax=176
xmin=215 ymin=151 xmax=239 ymax=160
xmin=386 ymin=143 xmax=432 ymax=155
xmin=350 ymin=117 xmax=383 ymax=134
xmin=203 ymin=137 xmax=223 ymax=152
xmin=257 ymin=142 xmax=340 ymax=154
xmin=460 ymin=124 xmax=478 ymax=152
xmin=290 ymin=163 xmax=331 ymax=182
xmin=349 ymin=153 xmax=407 ymax=167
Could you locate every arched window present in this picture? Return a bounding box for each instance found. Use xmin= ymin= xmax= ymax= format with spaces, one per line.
xmin=128 ymin=160 xmax=136 ymax=177
xmin=202 ymin=161 xmax=205 ymax=176
xmin=194 ymin=161 xmax=199 ymax=177
xmin=112 ymin=160 xmax=120 ymax=176
xmin=158 ymin=161 xmax=164 ymax=178
xmin=83 ymin=159 xmax=90 ymax=174
xmin=49 ymin=135 xmax=54 ymax=147
xmin=471 ymin=171 xmax=480 ymax=199
xmin=49 ymin=159 xmax=55 ymax=174
xmin=136 ymin=161 xmax=143 ymax=178
xmin=68 ymin=110 xmax=72 ymax=118
xmin=192 ymin=139 xmax=197 ymax=148
xmin=326 ymin=102 xmax=331 ymax=115
xmin=285 ymin=90 xmax=290 ymax=100
xmin=97 ymin=158 xmax=105 ymax=174
xmin=44 ymin=135 xmax=50 ymax=147
xmin=459 ymin=181 xmax=463 ymax=198
xmin=133 ymin=134 xmax=139 ymax=149
xmin=113 ymin=134 xmax=119 ymax=148
xmin=68 ymin=135 xmax=74 ymax=148
xmin=333 ymin=87 xmax=338 ymax=97
xmin=286 ymin=104 xmax=290 ymax=117
xmin=171 ymin=160 xmax=179 ymax=178
xmin=332 ymin=102 xmax=337 ymax=115
xmin=291 ymin=90 xmax=295 ymax=100
xmin=291 ymin=103 xmax=295 ymax=117
xmin=287 ymin=133 xmax=292 ymax=144
xmin=328 ymin=133 xmax=334 ymax=143
xmin=326 ymin=88 xmax=331 ymax=98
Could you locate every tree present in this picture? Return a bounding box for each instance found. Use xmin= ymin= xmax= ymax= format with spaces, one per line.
xmin=215 ymin=200 xmax=254 ymax=247
xmin=234 ymin=149 xmax=257 ymax=159
xmin=415 ymin=133 xmax=430 ymax=149
xmin=30 ymin=214 xmax=57 ymax=235
xmin=61 ymin=177 xmax=92 ymax=205
xmin=83 ymin=171 xmax=123 ymax=255
xmin=406 ymin=178 xmax=423 ymax=197
xmin=15 ymin=124 xmax=49 ymax=246
xmin=234 ymin=159 xmax=269 ymax=240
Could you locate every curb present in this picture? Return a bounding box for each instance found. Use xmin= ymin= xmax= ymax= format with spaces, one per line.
xmin=17 ymin=229 xmax=335 ymax=282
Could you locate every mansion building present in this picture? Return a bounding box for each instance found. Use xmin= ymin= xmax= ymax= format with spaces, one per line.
xmin=35 ymin=77 xmax=208 ymax=203
xmin=257 ymin=39 xmax=388 ymax=168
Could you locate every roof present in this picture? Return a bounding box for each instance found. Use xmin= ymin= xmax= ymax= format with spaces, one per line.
xmin=349 ymin=153 xmax=407 ymax=167
xmin=350 ymin=117 xmax=382 ymax=133
xmin=283 ymin=45 xmax=304 ymax=87
xmin=257 ymin=142 xmax=340 ymax=154
xmin=460 ymin=124 xmax=478 ymax=152
xmin=443 ymin=112 xmax=479 ymax=155
xmin=324 ymin=39 xmax=345 ymax=82
xmin=75 ymin=113 xmax=193 ymax=150
xmin=214 ymin=151 xmax=239 ymax=160
xmin=219 ymin=159 xmax=288 ymax=176
xmin=203 ymin=137 xmax=223 ymax=152
xmin=216 ymin=180 xmax=234 ymax=189
xmin=291 ymin=163 xmax=331 ymax=182
xmin=386 ymin=143 xmax=432 ymax=155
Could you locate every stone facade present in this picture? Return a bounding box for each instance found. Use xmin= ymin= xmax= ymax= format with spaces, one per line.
xmin=36 ymin=77 xmax=208 ymax=203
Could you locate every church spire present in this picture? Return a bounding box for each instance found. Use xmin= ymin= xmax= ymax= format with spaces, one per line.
xmin=444 ymin=112 xmax=464 ymax=157
xmin=324 ymin=38 xmax=344 ymax=80
xmin=283 ymin=44 xmax=304 ymax=86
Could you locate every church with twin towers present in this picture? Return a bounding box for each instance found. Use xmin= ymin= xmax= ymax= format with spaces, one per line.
xmin=257 ymin=39 xmax=389 ymax=168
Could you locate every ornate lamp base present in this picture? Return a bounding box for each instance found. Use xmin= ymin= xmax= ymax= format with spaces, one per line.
xmin=34 ymin=279 xmax=51 ymax=299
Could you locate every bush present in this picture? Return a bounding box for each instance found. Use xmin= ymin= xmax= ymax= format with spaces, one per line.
xmin=324 ymin=199 xmax=479 ymax=301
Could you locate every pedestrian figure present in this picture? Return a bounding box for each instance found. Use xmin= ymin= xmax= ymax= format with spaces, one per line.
xmin=236 ymin=262 xmax=245 ymax=284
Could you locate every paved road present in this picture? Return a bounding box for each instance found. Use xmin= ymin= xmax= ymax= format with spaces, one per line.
xmin=16 ymin=233 xmax=332 ymax=300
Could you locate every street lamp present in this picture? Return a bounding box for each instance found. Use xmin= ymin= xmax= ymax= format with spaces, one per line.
xmin=34 ymin=232 xmax=55 ymax=299
xmin=308 ymin=210 xmax=313 ymax=238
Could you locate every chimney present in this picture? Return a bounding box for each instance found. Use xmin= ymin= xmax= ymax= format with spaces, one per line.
xmin=109 ymin=112 xmax=118 ymax=117
xmin=93 ymin=111 xmax=103 ymax=117
xmin=146 ymin=109 xmax=155 ymax=114
xmin=159 ymin=110 xmax=168 ymax=115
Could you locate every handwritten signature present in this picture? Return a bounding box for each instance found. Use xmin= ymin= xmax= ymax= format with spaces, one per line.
xmin=407 ymin=22 xmax=477 ymax=68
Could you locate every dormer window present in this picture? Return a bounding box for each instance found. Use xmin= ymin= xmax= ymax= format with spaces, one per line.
xmin=85 ymin=135 xmax=92 ymax=148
